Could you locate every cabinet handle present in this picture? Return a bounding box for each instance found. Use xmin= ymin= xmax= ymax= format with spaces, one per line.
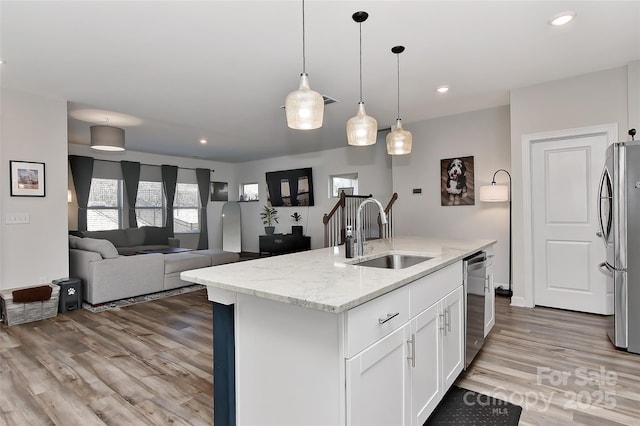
xmin=407 ymin=334 xmax=416 ymax=368
xmin=445 ymin=308 xmax=451 ymax=333
xmin=378 ymin=312 xmax=400 ymax=325
xmin=439 ymin=312 xmax=446 ymax=335
xmin=484 ymin=277 xmax=489 ymax=293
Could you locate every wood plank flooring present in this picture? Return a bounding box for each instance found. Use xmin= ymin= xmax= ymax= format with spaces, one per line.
xmin=1 ymin=290 xmax=639 ymax=425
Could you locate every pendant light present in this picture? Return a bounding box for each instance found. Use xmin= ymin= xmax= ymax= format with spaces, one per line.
xmin=386 ymin=46 xmax=412 ymax=155
xmin=90 ymin=118 xmax=125 ymax=151
xmin=285 ymin=0 xmax=324 ymax=130
xmin=346 ymin=11 xmax=377 ymax=146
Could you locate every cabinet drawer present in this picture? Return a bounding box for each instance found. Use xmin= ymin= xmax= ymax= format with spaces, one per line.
xmin=346 ymin=286 xmax=410 ymax=358
xmin=410 ymin=261 xmax=462 ymax=317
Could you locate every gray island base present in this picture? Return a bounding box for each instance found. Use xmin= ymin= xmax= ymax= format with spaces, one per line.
xmin=181 ymin=236 xmax=496 ymax=426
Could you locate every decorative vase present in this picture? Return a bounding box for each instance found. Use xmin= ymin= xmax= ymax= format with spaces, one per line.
xmin=292 ymin=225 xmax=303 ymax=236
xmin=265 ymin=226 xmax=275 ymax=235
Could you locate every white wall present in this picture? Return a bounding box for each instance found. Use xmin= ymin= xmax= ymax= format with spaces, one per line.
xmin=235 ymin=136 xmax=393 ymax=253
xmin=510 ymin=65 xmax=631 ymax=306
xmin=1 ymin=88 xmax=69 ymax=290
xmin=392 ymin=106 xmax=511 ymax=287
xmin=67 ymin=143 xmax=235 ymax=250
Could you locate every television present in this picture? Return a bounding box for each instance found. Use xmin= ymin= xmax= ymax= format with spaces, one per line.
xmin=265 ymin=167 xmax=314 ymax=207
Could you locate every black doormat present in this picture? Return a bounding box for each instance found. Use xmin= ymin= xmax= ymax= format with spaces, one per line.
xmin=424 ymin=385 xmax=522 ymax=426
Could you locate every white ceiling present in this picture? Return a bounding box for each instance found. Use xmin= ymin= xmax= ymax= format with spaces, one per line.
xmin=2 ymin=1 xmax=639 ymax=163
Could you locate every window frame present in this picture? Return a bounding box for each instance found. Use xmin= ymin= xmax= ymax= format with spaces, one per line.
xmin=135 ymin=180 xmax=166 ymax=228
xmin=240 ymin=182 xmax=259 ymax=202
xmin=86 ymin=177 xmax=124 ymax=231
xmin=173 ymin=182 xmax=201 ymax=233
xmin=329 ymin=173 xmax=359 ymax=198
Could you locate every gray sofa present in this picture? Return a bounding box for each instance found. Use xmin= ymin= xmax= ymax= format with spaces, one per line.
xmin=69 ymin=232 xmax=239 ymax=305
xmin=80 ymin=226 xmax=180 ymax=255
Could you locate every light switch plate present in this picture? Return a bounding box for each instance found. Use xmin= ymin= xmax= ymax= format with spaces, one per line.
xmin=5 ymin=212 xmax=30 ymax=224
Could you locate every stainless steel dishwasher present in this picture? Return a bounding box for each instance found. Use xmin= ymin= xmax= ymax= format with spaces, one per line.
xmin=463 ymin=251 xmax=487 ymax=368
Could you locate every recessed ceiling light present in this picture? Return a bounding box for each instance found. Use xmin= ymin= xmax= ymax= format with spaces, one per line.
xmin=436 ymin=86 xmax=449 ymax=94
xmin=199 ymin=139 xmax=208 ymax=144
xmin=550 ymin=11 xmax=575 ymax=26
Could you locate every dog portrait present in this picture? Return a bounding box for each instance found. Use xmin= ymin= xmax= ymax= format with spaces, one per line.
xmin=440 ymin=156 xmax=475 ymax=206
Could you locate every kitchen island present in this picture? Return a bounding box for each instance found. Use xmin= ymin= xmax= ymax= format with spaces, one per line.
xmin=181 ymin=236 xmax=495 ymax=426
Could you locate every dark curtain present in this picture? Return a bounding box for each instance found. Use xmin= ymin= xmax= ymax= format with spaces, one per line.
xmin=69 ymin=155 xmax=94 ymax=231
xmin=162 ymin=165 xmax=178 ymax=236
xmin=121 ymin=161 xmax=141 ymax=228
xmin=196 ymin=168 xmax=210 ymax=249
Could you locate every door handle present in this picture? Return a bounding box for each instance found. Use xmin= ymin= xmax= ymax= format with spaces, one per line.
xmin=439 ymin=312 xmax=446 ymax=336
xmin=596 ymin=231 xmax=603 ymax=238
xmin=445 ymin=308 xmax=451 ymax=333
xmin=598 ymin=262 xmax=614 ymax=276
xmin=407 ymin=334 xmax=416 ymax=368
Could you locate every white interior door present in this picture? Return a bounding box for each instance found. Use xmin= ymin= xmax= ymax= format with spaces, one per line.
xmin=531 ymin=134 xmax=610 ymax=314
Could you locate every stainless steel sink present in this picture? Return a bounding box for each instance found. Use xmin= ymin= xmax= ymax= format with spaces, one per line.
xmin=353 ymin=253 xmax=433 ymax=269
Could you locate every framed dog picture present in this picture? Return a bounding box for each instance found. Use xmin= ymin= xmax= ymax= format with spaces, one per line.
xmin=440 ymin=156 xmax=475 ymax=206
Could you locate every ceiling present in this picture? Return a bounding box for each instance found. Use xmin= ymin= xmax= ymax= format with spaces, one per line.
xmin=2 ymin=1 xmax=639 ymax=163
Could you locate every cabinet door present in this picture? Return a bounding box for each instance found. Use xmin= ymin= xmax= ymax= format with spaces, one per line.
xmin=346 ymin=324 xmax=411 ymax=426
xmin=484 ymin=260 xmax=495 ymax=337
xmin=441 ymin=286 xmax=464 ymax=390
xmin=410 ymin=302 xmax=442 ymax=426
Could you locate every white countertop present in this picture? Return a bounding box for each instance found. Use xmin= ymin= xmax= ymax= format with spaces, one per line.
xmin=181 ymin=236 xmax=495 ymax=313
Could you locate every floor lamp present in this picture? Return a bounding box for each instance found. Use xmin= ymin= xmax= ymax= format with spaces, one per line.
xmin=479 ymin=169 xmax=512 ymax=297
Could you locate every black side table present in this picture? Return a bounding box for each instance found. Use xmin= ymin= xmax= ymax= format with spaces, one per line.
xmin=259 ymin=234 xmax=311 ymax=255
xmin=53 ymin=278 xmax=82 ymax=312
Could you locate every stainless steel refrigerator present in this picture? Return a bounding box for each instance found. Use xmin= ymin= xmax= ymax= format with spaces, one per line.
xmin=598 ymin=139 xmax=640 ymax=353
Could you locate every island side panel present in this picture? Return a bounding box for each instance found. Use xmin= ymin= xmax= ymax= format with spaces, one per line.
xmin=213 ymin=302 xmax=236 ymax=426
xmin=235 ymin=292 xmax=344 ymax=426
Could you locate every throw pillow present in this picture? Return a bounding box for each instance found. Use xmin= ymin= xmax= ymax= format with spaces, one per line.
xmin=69 ymin=234 xmax=82 ymax=249
xmin=142 ymin=226 xmax=169 ymax=245
xmin=125 ymin=227 xmax=145 ymax=246
xmin=75 ymin=237 xmax=119 ymax=259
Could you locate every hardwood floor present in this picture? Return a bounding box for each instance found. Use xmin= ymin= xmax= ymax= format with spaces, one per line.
xmin=1 ymin=290 xmax=639 ymax=425
xmin=458 ymin=297 xmax=640 ymax=426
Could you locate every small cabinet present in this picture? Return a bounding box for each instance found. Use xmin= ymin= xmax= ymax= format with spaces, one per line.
xmin=345 ymin=262 xmax=465 ymax=426
xmin=484 ymin=253 xmax=495 ymax=337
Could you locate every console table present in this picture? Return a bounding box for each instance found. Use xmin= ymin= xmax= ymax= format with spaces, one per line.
xmin=259 ymin=234 xmax=310 ymax=255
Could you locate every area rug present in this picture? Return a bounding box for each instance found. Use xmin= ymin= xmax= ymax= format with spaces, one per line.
xmin=82 ymin=284 xmax=205 ymax=313
xmin=424 ymin=385 xmax=522 ymax=426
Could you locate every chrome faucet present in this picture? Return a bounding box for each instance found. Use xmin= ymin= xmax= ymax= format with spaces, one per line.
xmin=355 ymin=198 xmax=388 ymax=256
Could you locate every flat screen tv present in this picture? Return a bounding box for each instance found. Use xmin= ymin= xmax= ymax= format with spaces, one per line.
xmin=265 ymin=167 xmax=314 ymax=207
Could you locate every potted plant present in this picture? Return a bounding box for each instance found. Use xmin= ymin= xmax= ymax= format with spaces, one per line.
xmin=291 ymin=212 xmax=303 ymax=236
xmin=260 ymin=205 xmax=279 ymax=235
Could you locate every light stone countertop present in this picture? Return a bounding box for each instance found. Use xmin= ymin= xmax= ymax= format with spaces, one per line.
xmin=180 ymin=236 xmax=495 ymax=313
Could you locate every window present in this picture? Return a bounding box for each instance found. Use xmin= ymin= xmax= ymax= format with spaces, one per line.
xmin=241 ymin=182 xmax=259 ymax=201
xmin=136 ymin=181 xmax=165 ymax=227
xmin=174 ymin=183 xmax=200 ymax=232
xmin=87 ymin=178 xmax=123 ymax=231
xmin=330 ymin=173 xmax=359 ymax=198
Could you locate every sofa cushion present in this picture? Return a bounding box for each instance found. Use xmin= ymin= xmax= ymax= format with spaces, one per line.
xmin=75 ymin=237 xmax=119 ymax=259
xmin=82 ymin=229 xmax=128 ymax=248
xmin=189 ymin=249 xmax=240 ymax=266
xmin=164 ymin=252 xmax=211 ymax=274
xmin=68 ymin=234 xmax=82 ymax=249
xmin=125 ymin=228 xmax=146 ymax=246
xmin=142 ymin=226 xmax=170 ymax=245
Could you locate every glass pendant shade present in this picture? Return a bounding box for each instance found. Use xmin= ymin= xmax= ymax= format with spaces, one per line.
xmin=90 ymin=125 xmax=125 ymax=151
xmin=285 ymin=73 xmax=324 ymax=130
xmin=386 ymin=119 xmax=412 ymax=155
xmin=347 ymin=102 xmax=377 ymax=146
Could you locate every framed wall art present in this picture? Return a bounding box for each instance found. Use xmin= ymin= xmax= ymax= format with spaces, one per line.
xmin=211 ymin=181 xmax=229 ymax=201
xmin=440 ymin=156 xmax=474 ymax=206
xmin=10 ymin=160 xmax=46 ymax=197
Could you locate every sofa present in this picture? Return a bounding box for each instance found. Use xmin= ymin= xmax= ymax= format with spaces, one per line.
xmin=68 ymin=231 xmax=239 ymax=305
xmin=79 ymin=226 xmax=180 ymax=255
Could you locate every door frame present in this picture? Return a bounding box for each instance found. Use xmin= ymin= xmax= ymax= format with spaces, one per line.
xmin=518 ymin=123 xmax=618 ymax=308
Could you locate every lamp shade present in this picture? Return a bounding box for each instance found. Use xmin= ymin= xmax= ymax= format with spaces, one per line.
xmin=479 ymin=184 xmax=509 ymax=202
xmin=285 ymin=73 xmax=324 ymax=130
xmin=90 ymin=125 xmax=125 ymax=151
xmin=347 ymin=102 xmax=377 ymax=146
xmin=386 ymin=119 xmax=412 ymax=155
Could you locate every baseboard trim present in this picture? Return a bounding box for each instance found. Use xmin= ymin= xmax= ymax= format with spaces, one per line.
xmin=510 ymin=296 xmax=527 ymax=307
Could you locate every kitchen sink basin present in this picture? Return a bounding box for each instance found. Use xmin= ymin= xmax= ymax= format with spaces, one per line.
xmin=353 ymin=253 xmax=433 ymax=269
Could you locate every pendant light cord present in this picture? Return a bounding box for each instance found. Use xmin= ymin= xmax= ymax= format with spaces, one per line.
xmin=396 ymin=54 xmax=400 ymax=120
xmin=359 ymin=22 xmax=363 ymax=102
xmin=302 ymin=0 xmax=306 ymax=73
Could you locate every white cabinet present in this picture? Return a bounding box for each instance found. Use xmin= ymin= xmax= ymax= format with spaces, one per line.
xmin=346 ymin=324 xmax=411 ymax=426
xmin=345 ymin=265 xmax=465 ymax=426
xmin=484 ymin=254 xmax=495 ymax=337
